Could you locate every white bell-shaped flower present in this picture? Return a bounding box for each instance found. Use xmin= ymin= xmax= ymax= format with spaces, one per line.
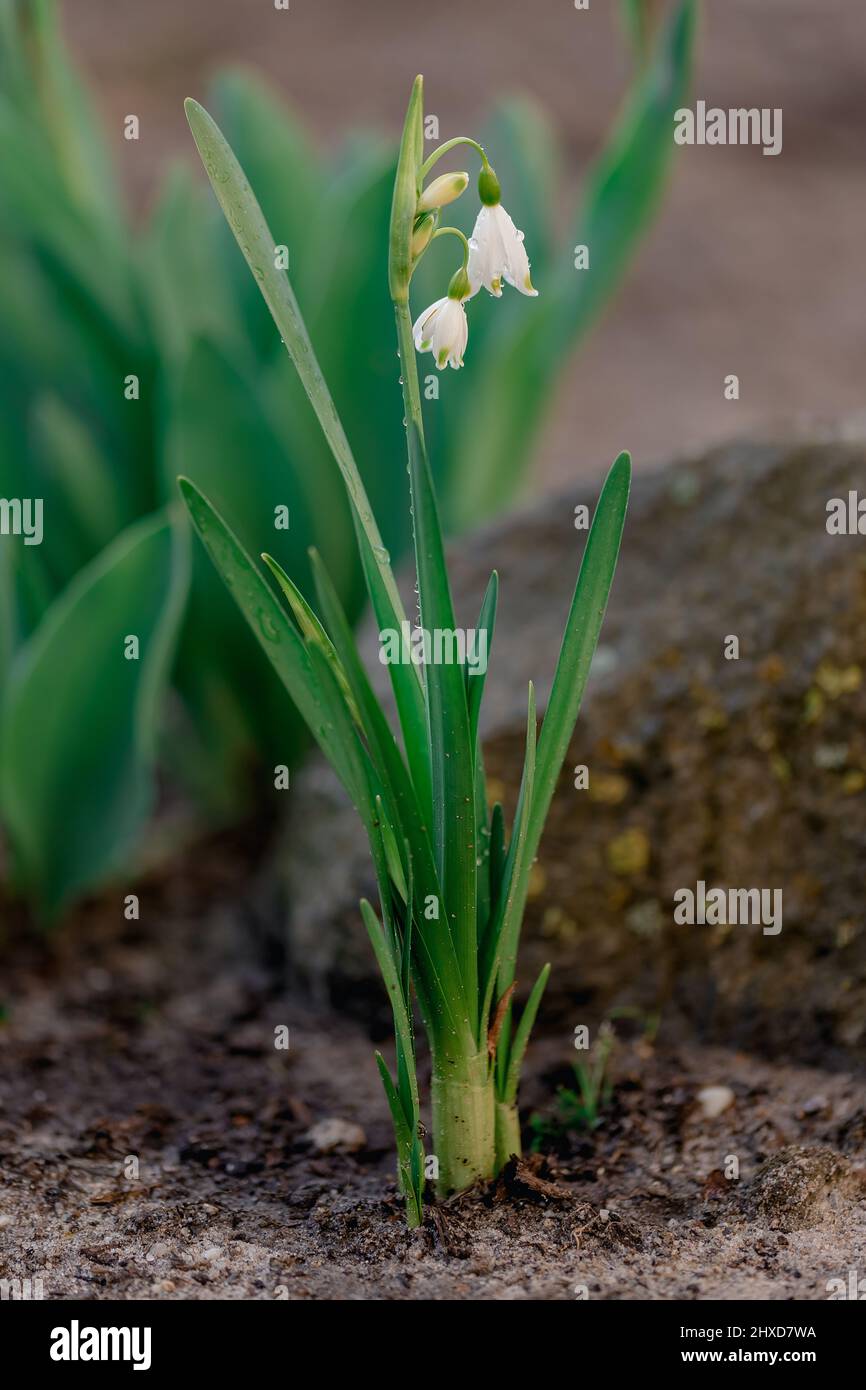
xmin=467 ymin=202 xmax=538 ymax=299
xmin=467 ymin=161 xmax=538 ymax=299
xmin=412 ymin=269 xmax=470 ymax=370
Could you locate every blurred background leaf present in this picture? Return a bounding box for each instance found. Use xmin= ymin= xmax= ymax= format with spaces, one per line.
xmin=0 ymin=0 xmax=697 ymax=917
xmin=435 ymin=0 xmax=696 ymax=530
xmin=0 ymin=510 xmax=189 ymax=917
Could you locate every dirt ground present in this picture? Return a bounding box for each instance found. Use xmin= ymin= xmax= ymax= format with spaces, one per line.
xmin=62 ymin=0 xmax=866 ymax=490
xmin=1 ymin=827 xmax=863 ymax=1301
xmin=3 ymin=4 xmax=865 ymax=1302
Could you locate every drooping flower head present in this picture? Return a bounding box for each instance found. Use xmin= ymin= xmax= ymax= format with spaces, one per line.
xmin=409 ymin=138 xmax=538 ymax=371
xmin=412 ymin=265 xmax=471 ymax=371
xmin=468 ymin=162 xmax=538 ymax=299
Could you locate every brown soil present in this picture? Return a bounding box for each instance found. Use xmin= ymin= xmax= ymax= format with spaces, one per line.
xmin=1 ymin=830 xmax=863 ymax=1301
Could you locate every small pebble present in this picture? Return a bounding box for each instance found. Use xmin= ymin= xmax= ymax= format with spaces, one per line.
xmin=801 ymin=1094 xmax=828 ymax=1116
xmin=696 ymin=1085 xmax=735 ymax=1119
xmin=307 ymin=1117 xmax=366 ymax=1154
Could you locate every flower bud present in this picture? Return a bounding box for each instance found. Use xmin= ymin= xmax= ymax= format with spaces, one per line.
xmin=411 ymin=212 xmax=436 ymax=258
xmin=417 ymin=170 xmax=468 ymax=213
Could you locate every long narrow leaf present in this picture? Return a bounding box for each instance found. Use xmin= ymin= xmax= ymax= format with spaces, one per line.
xmin=0 ymin=510 xmax=189 ymax=916
xmin=481 ymin=682 xmax=536 ymax=1054
xmin=467 ymin=570 xmax=498 ymax=747
xmin=183 ymin=97 xmax=431 ymax=813
xmin=309 ymin=549 xmax=471 ymax=1035
xmin=374 ymin=1051 xmax=423 ymax=1227
xmin=361 ymin=899 xmax=419 ymax=1120
xmin=502 ymin=963 xmax=551 ymax=1105
xmin=528 ymin=451 xmax=631 ymax=851
xmin=177 ymin=477 xmax=353 ymax=782
xmin=262 ymin=551 xmax=359 ymax=723
xmin=404 ymin=418 xmax=478 ymax=1026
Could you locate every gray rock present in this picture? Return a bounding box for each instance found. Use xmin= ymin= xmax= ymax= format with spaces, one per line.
xmin=305 ymin=1117 xmax=367 ymax=1155
xmin=281 ymin=435 xmax=866 ymax=1065
xmin=749 ymin=1145 xmax=859 ymax=1231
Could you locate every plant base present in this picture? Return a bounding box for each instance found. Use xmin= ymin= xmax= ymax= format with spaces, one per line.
xmin=430 ymin=1051 xmax=495 ymax=1194
xmin=494 ymin=1099 xmax=522 ymax=1170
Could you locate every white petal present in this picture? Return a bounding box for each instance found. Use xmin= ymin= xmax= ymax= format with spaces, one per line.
xmin=468 ymin=203 xmax=537 ymax=298
xmin=413 ymin=296 xmax=468 ymax=369
xmin=413 ymin=297 xmax=448 ymax=352
xmin=467 ymin=206 xmax=503 ymax=298
xmin=495 ymin=204 xmax=538 ymax=297
xmin=431 ymin=298 xmax=468 ymax=369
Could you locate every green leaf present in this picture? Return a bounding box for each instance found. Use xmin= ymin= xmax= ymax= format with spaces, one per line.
xmin=178 ymin=476 xmax=349 ymax=780
xmin=485 ymin=452 xmax=629 ymax=1051
xmin=210 ymin=69 xmax=322 ymax=365
xmin=31 ymin=395 xmax=127 ymax=574
xmin=469 ymin=572 xmax=498 ymax=936
xmin=308 ymin=549 xmax=439 ymax=901
xmin=388 ymin=75 xmax=423 ymax=304
xmin=166 ymin=338 xmax=317 ymax=804
xmin=308 ymin=550 xmax=469 ymax=1037
xmin=482 ymin=682 xmax=537 ymax=1059
xmin=0 ymin=0 xmax=121 ymax=230
xmin=179 ymin=480 xmax=470 ymax=1048
xmin=503 ymin=963 xmax=551 ymax=1105
xmin=308 ymin=152 xmax=411 ymax=562
xmin=262 ymin=552 xmax=359 ymax=724
xmin=0 ymin=510 xmax=189 ymax=917
xmin=529 ymin=451 xmax=631 ymax=851
xmin=361 ymin=899 xmax=419 ymax=1121
xmin=141 ymin=166 xmax=242 ymax=368
xmin=404 ymin=418 xmax=478 ymax=1026
xmin=487 ymin=801 xmax=506 ymax=911
xmin=548 ymin=0 xmax=697 ymax=351
xmin=374 ymin=1051 xmax=424 ymax=1228
xmin=467 ymin=570 xmax=498 ymax=747
xmin=183 ymin=97 xmax=430 ymax=814
xmin=619 ymin=0 xmax=664 ymax=62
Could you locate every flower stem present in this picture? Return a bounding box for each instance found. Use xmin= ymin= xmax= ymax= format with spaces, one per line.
xmin=395 ymin=300 xmax=425 ymax=441
xmin=420 ymin=136 xmax=487 ymax=180
xmin=429 ymin=226 xmax=470 ymax=268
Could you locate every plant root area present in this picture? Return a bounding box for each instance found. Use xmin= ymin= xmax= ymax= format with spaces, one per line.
xmin=1 ymin=830 xmax=864 ymax=1302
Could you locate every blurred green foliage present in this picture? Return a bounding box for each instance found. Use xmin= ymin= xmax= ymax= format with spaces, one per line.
xmin=0 ymin=0 xmax=696 ymax=916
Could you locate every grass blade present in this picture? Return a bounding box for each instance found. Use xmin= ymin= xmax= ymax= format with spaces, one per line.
xmin=503 ymin=963 xmax=551 ymax=1105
